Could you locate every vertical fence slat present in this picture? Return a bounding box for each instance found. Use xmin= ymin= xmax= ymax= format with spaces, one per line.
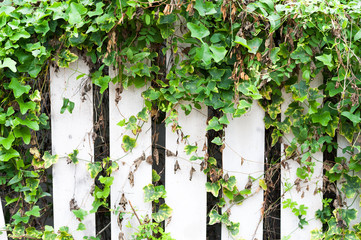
xmin=109 ymin=69 xmax=152 ymax=239
xmin=165 ymin=104 xmax=207 ymax=239
xmin=281 ymin=74 xmax=323 ymax=239
xmin=50 ymin=60 xmax=95 ymax=238
xmin=0 ymin=199 xmax=7 ymax=240
xmin=222 ymin=102 xmax=265 ymax=240
xmin=337 ymin=135 xmax=361 ymax=227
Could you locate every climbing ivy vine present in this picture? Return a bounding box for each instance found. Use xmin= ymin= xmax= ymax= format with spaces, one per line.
xmin=1 ymin=0 xmax=361 ymax=239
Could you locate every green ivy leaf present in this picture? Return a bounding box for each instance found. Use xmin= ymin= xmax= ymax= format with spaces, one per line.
xmin=311 ymin=111 xmax=331 ymax=126
xmin=152 ymin=203 xmax=172 ymax=223
xmin=270 ymin=47 xmax=280 ymax=64
xmin=342 ymin=174 xmax=361 ymax=199
xmin=211 ymin=137 xmax=223 ymax=146
xmin=152 ymin=169 xmax=161 ymax=182
xmin=93 ymin=75 xmax=111 ymax=94
xmin=14 ymin=126 xmax=31 ymax=144
xmin=247 ymin=38 xmax=263 ymax=54
xmin=195 ymin=43 xmax=212 ymax=65
xmin=68 ymin=2 xmax=87 ymax=26
xmin=353 ymin=29 xmax=361 ymax=41
xmin=12 ymin=211 xmax=30 ymax=225
xmin=259 ymin=179 xmax=267 ymax=190
xmin=227 ymin=221 xmax=240 ymax=236
xmin=9 ymin=29 xmax=31 ymax=41
xmin=219 ymin=115 xmax=229 ymax=125
xmin=315 ymin=54 xmax=333 ymax=68
xmin=222 ymin=176 xmax=237 ymax=191
xmin=42 ymin=151 xmax=58 ymax=169
xmin=87 ymin=162 xmax=102 ymax=179
xmin=187 ymin=22 xmax=210 ymax=41
xmin=121 ymin=135 xmax=136 ymax=152
xmin=268 ymin=13 xmax=281 ymax=32
xmin=0 ymin=57 xmax=17 ymax=72
xmin=77 ymin=222 xmax=86 ymax=231
xmin=16 ymin=117 xmax=39 ymax=131
xmin=194 ymin=0 xmax=217 ymax=16
xmin=16 ymin=96 xmax=36 ymax=114
xmin=25 ymin=206 xmax=41 ymax=217
xmin=0 ymin=148 xmax=19 ymax=162
xmin=57 ymin=49 xmax=78 ymax=68
xmin=72 ymin=208 xmax=88 ymax=221
xmin=206 ymin=181 xmax=221 ymax=197
xmin=8 ymin=78 xmax=31 ymax=98
xmin=210 ymin=45 xmax=227 ymax=63
xmin=0 ymin=132 xmax=15 ymax=150
xmin=68 ymin=149 xmax=79 ymax=164
xmin=208 ymin=209 xmax=222 ymax=225
xmin=143 ymin=184 xmax=166 ymax=202
xmin=206 ymin=117 xmax=222 ymax=131
xmin=338 ymin=208 xmax=357 ymax=227
xmin=184 ymin=145 xmax=198 ymax=155
xmin=88 ymin=2 xmax=104 ymax=17
xmin=341 ymin=111 xmax=361 ymax=125
xmin=137 ymin=107 xmax=149 ymax=122
xmin=234 ymin=36 xmax=251 ymax=50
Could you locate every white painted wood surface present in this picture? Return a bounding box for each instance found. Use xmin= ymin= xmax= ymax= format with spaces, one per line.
xmin=165 ymin=104 xmax=207 ymax=240
xmin=109 ymin=68 xmax=152 ymax=239
xmin=280 ymin=75 xmax=323 ymax=239
xmin=337 ymin=135 xmax=361 ymax=228
xmin=222 ymin=102 xmax=265 ymax=240
xmin=0 ymin=199 xmax=7 ymax=240
xmin=51 ymin=59 xmax=95 ymax=238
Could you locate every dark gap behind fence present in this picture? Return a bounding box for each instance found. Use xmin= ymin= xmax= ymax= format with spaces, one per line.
xmin=152 ymin=109 xmax=166 ymax=230
xmin=41 ymin=70 xmax=54 ymax=228
xmin=93 ymin=66 xmax=111 ymax=239
xmin=207 ymin=107 xmax=222 ymax=240
xmin=263 ymin=125 xmax=281 ymax=240
xmin=322 ymin=135 xmax=337 ymax=231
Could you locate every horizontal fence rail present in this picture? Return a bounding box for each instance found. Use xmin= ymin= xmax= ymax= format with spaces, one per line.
xmin=1 ymin=60 xmax=360 ymax=240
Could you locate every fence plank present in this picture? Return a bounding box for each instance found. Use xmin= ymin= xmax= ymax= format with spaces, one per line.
xmin=109 ymin=69 xmax=152 ymax=239
xmin=0 ymin=199 xmax=7 ymax=240
xmin=222 ymin=102 xmax=265 ymax=240
xmin=165 ymin=104 xmax=207 ymax=240
xmin=280 ymin=75 xmax=323 ymax=239
xmin=50 ymin=60 xmax=95 ymax=238
xmin=337 ymin=135 xmax=361 ymax=227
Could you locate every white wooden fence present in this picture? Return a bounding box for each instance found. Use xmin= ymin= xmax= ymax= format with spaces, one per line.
xmin=0 ymin=60 xmax=359 ymax=240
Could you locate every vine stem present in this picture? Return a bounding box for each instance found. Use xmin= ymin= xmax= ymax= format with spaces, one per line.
xmin=96 ymin=221 xmax=111 ymax=237
xmin=128 ymin=200 xmax=142 ymax=226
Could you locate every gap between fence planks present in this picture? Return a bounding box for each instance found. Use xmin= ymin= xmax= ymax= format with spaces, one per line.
xmin=109 ymin=68 xmax=152 ymax=239
xmin=222 ymin=101 xmax=265 ymax=240
xmin=165 ymin=104 xmax=207 ymax=239
xmin=50 ymin=59 xmax=95 ymax=238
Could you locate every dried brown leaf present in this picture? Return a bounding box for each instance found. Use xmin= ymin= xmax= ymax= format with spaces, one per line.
xmin=166 ymin=150 xmax=177 ymax=157
xmin=128 ymin=171 xmax=134 ymax=187
xmin=245 ymin=177 xmax=252 ymax=190
xmin=189 ymin=167 xmax=196 ymax=181
xmin=69 ymin=198 xmax=79 ymax=211
xmin=174 ymin=160 xmax=181 ymax=173
xmin=153 ymin=148 xmax=159 ymax=165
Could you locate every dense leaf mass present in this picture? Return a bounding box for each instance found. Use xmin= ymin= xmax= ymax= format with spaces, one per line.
xmin=1 ymin=0 xmax=361 ymax=239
